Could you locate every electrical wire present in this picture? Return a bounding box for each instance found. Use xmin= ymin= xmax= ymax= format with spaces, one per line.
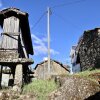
xmin=32 ymin=11 xmax=47 ymax=29
xmin=53 ymin=11 xmax=82 ymax=30
xmin=32 ymin=0 xmax=87 ymax=29
xmin=51 ymin=0 xmax=87 ymax=8
xmin=32 ymin=0 xmax=87 ymax=30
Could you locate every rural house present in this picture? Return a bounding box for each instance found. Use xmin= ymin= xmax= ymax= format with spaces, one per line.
xmin=0 ymin=8 xmax=34 ymax=88
xmin=34 ymin=59 xmax=69 ymax=80
xmin=71 ymin=28 xmax=100 ymax=71
xmin=70 ymin=46 xmax=80 ymax=73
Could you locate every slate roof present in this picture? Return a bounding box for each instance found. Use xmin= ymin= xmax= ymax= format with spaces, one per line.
xmin=34 ymin=59 xmax=70 ymax=72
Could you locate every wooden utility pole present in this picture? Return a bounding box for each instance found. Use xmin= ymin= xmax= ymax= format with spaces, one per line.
xmin=47 ymin=7 xmax=51 ymax=74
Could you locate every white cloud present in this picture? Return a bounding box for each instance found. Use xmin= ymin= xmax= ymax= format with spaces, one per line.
xmin=31 ymin=34 xmax=59 ymax=55
xmin=42 ymin=37 xmax=48 ymax=43
xmin=43 ymin=57 xmax=48 ymax=61
xmin=50 ymin=49 xmax=59 ymax=55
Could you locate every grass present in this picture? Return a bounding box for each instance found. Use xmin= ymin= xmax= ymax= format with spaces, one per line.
xmin=74 ymin=69 xmax=100 ymax=76
xmin=22 ymin=69 xmax=100 ymax=100
xmin=73 ymin=69 xmax=100 ymax=83
xmin=22 ymin=79 xmax=58 ymax=100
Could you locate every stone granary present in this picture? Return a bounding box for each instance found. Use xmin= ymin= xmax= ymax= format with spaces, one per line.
xmin=76 ymin=28 xmax=100 ymax=71
xmin=34 ymin=59 xmax=69 ymax=80
xmin=0 ymin=8 xmax=34 ymax=88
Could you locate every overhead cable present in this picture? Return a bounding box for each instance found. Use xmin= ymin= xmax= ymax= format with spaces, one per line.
xmin=33 ymin=11 xmax=47 ymax=29
xmin=52 ymin=0 xmax=87 ymax=8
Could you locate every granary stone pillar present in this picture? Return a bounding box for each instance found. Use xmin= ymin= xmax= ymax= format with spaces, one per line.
xmin=13 ymin=64 xmax=23 ymax=92
xmin=0 ymin=66 xmax=3 ymax=88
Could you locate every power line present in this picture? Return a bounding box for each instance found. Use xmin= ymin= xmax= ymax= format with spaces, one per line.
xmin=33 ymin=11 xmax=47 ymax=29
xmin=32 ymin=0 xmax=87 ymax=29
xmin=53 ymin=11 xmax=82 ymax=30
xmin=51 ymin=0 xmax=87 ymax=8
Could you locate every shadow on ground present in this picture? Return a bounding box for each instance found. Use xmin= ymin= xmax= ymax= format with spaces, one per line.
xmin=85 ymin=91 xmax=100 ymax=100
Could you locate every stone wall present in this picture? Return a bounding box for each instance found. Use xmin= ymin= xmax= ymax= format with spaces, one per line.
xmin=78 ymin=28 xmax=100 ymax=71
xmin=35 ymin=60 xmax=69 ymax=80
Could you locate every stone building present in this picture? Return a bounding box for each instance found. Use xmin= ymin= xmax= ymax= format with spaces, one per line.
xmin=0 ymin=8 xmax=34 ymax=88
xmin=76 ymin=28 xmax=100 ymax=71
xmin=34 ymin=59 xmax=69 ymax=79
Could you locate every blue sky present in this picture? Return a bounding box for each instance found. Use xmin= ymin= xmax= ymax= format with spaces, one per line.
xmin=0 ymin=0 xmax=100 ymax=68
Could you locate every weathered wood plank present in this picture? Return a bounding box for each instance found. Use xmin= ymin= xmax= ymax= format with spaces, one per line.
xmin=0 ymin=58 xmax=33 ymax=65
xmin=1 ymin=32 xmax=20 ymax=36
xmin=19 ymin=30 xmax=28 ymax=58
xmin=1 ymin=16 xmax=19 ymax=49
